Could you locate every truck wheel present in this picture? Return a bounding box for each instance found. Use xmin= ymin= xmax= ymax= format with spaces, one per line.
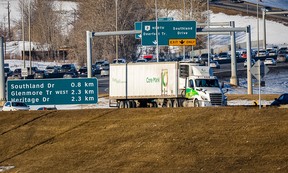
xmin=173 ymin=100 xmax=179 ymax=107
xmin=194 ymin=99 xmax=200 ymax=107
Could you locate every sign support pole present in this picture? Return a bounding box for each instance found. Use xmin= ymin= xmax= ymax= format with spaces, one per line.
xmin=155 ymin=0 xmax=159 ymax=62
xmin=246 ymin=25 xmax=253 ymax=94
xmin=0 ymin=37 xmax=5 ymax=104
xmin=86 ymin=31 xmax=93 ymax=78
xmin=258 ymin=61 xmax=261 ymax=109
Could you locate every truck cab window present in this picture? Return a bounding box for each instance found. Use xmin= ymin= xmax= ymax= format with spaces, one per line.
xmin=189 ymin=80 xmax=194 ymax=88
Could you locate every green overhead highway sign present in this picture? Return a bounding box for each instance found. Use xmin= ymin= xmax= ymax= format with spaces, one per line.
xmin=158 ymin=17 xmax=174 ymax=21
xmin=141 ymin=20 xmax=197 ymax=46
xmin=7 ymin=78 xmax=98 ymax=105
xmin=134 ymin=22 xmax=142 ymax=39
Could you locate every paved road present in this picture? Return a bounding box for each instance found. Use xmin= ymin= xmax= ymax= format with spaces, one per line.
xmin=211 ymin=0 xmax=288 ymax=24
xmin=97 ymin=61 xmax=288 ymax=95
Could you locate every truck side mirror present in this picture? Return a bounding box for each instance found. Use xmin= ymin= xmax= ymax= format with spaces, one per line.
xmin=221 ymin=82 xmax=224 ymax=89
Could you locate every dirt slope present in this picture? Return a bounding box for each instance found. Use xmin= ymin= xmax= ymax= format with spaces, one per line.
xmin=0 ymin=106 xmax=288 ymax=172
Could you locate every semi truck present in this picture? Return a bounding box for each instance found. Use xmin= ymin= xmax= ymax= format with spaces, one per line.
xmin=109 ymin=62 xmax=227 ymax=108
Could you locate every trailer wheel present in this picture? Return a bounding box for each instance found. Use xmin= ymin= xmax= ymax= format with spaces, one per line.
xmin=152 ymin=102 xmax=158 ymax=108
xmin=172 ymin=99 xmax=179 ymax=107
xmin=118 ymin=101 xmax=125 ymax=108
xmin=166 ymin=99 xmax=172 ymax=108
xmin=129 ymin=100 xmax=136 ymax=108
xmin=194 ymin=99 xmax=200 ymax=107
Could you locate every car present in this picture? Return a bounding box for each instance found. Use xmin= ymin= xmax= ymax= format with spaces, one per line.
xmin=267 ymin=49 xmax=277 ymax=56
xmin=95 ymin=60 xmax=109 ymax=67
xmin=218 ymin=52 xmax=231 ymax=60
xmin=135 ymin=59 xmax=147 ymax=63
xmin=46 ymin=66 xmax=59 ymax=74
xmin=2 ymin=101 xmax=30 ymax=111
xmin=63 ymin=71 xmax=78 ymax=78
xmin=59 ymin=64 xmax=77 ymax=73
xmin=113 ymin=58 xmax=126 ymax=64
xmin=271 ymin=93 xmax=288 ymax=106
xmin=37 ymin=106 xmax=57 ymax=110
xmin=4 ymin=67 xmax=13 ymax=77
xmin=34 ymin=70 xmax=48 ymax=79
xmin=264 ymin=58 xmax=276 ymax=65
xmin=198 ymin=53 xmax=212 ymax=62
xmin=78 ymin=66 xmax=99 ymax=77
xmin=256 ymin=50 xmax=268 ymax=57
xmin=262 ymin=6 xmax=272 ymax=12
xmin=209 ymin=60 xmax=220 ymax=69
xmin=244 ymin=59 xmax=256 ymax=68
xmin=27 ymin=67 xmax=39 ymax=75
xmin=276 ymin=51 xmax=288 ymax=62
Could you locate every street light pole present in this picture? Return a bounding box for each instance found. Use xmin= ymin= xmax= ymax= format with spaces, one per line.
xmin=182 ymin=0 xmax=186 ymax=60
xmin=155 ymin=0 xmax=159 ymax=62
xmin=115 ymin=0 xmax=118 ymax=62
xmin=257 ymin=0 xmax=259 ymax=54
xmin=207 ymin=0 xmax=210 ymax=67
xmin=22 ymin=0 xmax=25 ymax=68
xmin=29 ymin=0 xmax=32 ymax=74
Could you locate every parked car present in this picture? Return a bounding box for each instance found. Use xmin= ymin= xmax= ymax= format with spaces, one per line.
xmin=198 ymin=53 xmax=212 ymax=62
xmin=244 ymin=59 xmax=256 ymax=68
xmin=218 ymin=52 xmax=231 ymax=60
xmin=34 ymin=70 xmax=48 ymax=79
xmin=27 ymin=67 xmax=39 ymax=75
xmin=267 ymin=49 xmax=277 ymax=56
xmin=63 ymin=71 xmax=78 ymax=78
xmin=209 ymin=60 xmax=220 ymax=69
xmin=2 ymin=101 xmax=30 ymax=111
xmin=256 ymin=50 xmax=268 ymax=57
xmin=113 ymin=58 xmax=126 ymax=64
xmin=4 ymin=67 xmax=13 ymax=77
xmin=78 ymin=66 xmax=99 ymax=77
xmin=59 ymin=64 xmax=77 ymax=73
xmin=95 ymin=60 xmax=109 ymax=67
xmin=276 ymin=51 xmax=288 ymax=62
xmin=264 ymin=58 xmax=276 ymax=65
xmin=46 ymin=65 xmax=59 ymax=74
xmin=12 ymin=68 xmax=22 ymax=79
xmin=135 ymin=59 xmax=148 ymax=63
xmin=271 ymin=93 xmax=288 ymax=106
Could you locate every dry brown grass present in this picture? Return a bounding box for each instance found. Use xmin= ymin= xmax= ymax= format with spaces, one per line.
xmin=1 ymin=107 xmax=288 ymax=172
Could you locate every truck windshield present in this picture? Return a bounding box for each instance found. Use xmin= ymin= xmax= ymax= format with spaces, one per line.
xmin=195 ymin=79 xmax=219 ymax=87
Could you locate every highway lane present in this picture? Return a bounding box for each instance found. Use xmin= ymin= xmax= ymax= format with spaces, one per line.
xmin=211 ymin=0 xmax=288 ymax=24
xmin=96 ymin=61 xmax=288 ymax=94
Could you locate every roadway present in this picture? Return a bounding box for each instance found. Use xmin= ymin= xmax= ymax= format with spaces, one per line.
xmin=96 ymin=61 xmax=288 ymax=95
xmin=211 ymin=0 xmax=288 ymax=25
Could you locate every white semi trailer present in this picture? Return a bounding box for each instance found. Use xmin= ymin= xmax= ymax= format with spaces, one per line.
xmin=109 ymin=62 xmax=227 ymax=108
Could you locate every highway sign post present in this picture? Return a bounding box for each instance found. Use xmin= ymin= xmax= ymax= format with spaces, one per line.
xmin=7 ymin=78 xmax=98 ymax=105
xmin=250 ymin=60 xmax=270 ymax=109
xmin=141 ymin=20 xmax=197 ymax=46
xmin=21 ymin=68 xmax=28 ymax=77
xmin=250 ymin=60 xmax=269 ymax=80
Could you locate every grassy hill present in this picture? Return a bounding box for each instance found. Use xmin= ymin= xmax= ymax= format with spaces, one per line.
xmin=1 ymin=106 xmax=288 ymax=172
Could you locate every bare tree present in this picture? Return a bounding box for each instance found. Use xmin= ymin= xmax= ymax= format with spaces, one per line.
xmin=69 ymin=0 xmax=152 ymax=64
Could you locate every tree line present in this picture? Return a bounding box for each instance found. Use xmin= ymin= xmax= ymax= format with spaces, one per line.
xmin=5 ymin=0 xmax=207 ymax=65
